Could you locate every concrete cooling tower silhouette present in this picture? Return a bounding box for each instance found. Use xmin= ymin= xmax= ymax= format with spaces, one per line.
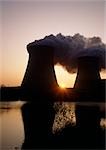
xmin=74 ymin=56 xmax=101 ymax=90
xmin=21 ymin=44 xmax=58 ymax=96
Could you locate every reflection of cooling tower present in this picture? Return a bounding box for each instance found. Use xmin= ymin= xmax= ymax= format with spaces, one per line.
xmin=21 ymin=44 xmax=58 ymax=95
xmin=74 ymin=56 xmax=101 ymax=90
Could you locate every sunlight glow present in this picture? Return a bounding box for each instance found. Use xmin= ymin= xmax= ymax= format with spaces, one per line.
xmin=54 ymin=64 xmax=77 ymax=88
xmin=59 ymin=84 xmax=66 ymax=89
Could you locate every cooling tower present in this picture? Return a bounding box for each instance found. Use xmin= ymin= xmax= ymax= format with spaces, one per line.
xmin=21 ymin=44 xmax=58 ymax=96
xmin=74 ymin=56 xmax=101 ymax=90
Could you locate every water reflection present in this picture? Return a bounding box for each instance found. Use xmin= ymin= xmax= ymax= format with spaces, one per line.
xmin=53 ymin=102 xmax=106 ymax=132
xmin=0 ymin=101 xmax=105 ymax=149
xmin=0 ymin=101 xmax=26 ymax=109
xmin=0 ymin=101 xmax=25 ymax=150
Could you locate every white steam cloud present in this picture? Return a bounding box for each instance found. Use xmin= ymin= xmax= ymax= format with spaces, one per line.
xmin=29 ymin=33 xmax=106 ymax=73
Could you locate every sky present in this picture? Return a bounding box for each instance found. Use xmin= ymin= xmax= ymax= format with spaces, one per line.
xmin=0 ymin=0 xmax=106 ymax=87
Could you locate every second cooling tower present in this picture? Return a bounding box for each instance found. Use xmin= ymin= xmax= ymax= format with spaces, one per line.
xmin=74 ymin=56 xmax=101 ymax=90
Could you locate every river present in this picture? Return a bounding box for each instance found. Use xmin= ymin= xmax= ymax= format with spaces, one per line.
xmin=0 ymin=101 xmax=105 ymax=150
xmin=0 ymin=101 xmax=25 ymax=150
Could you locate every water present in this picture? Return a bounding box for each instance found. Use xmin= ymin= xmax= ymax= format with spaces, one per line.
xmin=0 ymin=101 xmax=25 ymax=150
xmin=0 ymin=101 xmax=105 ymax=150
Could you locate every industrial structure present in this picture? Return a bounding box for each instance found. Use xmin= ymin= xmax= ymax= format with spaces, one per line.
xmin=21 ymin=43 xmax=59 ymax=148
xmin=21 ymin=44 xmax=58 ymax=97
xmin=74 ymin=56 xmax=101 ymax=89
xmin=20 ymin=43 xmax=105 ymax=149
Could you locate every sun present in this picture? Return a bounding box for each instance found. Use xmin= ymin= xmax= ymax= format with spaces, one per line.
xmin=59 ymin=84 xmax=66 ymax=89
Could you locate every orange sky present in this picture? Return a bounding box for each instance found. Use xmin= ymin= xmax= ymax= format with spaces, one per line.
xmin=55 ymin=65 xmax=106 ymax=88
xmin=1 ymin=1 xmax=106 ymax=87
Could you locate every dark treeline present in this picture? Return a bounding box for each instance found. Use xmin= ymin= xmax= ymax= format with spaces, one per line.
xmin=0 ymin=86 xmax=21 ymax=101
xmin=0 ymin=79 xmax=105 ymax=102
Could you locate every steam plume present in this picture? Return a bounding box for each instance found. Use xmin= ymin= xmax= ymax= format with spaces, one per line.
xmin=29 ymin=33 xmax=106 ymax=73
